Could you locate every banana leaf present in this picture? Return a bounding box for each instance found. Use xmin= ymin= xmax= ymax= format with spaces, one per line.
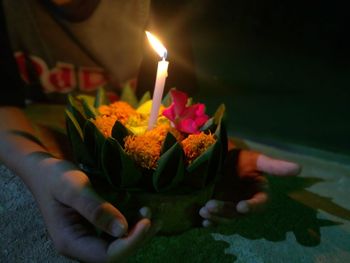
xmin=111 ymin=121 xmax=130 ymax=147
xmin=65 ymin=110 xmax=94 ymax=167
xmin=215 ymin=121 xmax=228 ymax=165
xmin=185 ymin=139 xmax=222 ymax=189
xmin=213 ymin=104 xmax=226 ymax=125
xmin=153 ymin=142 xmax=185 ymax=192
xmin=120 ymin=84 xmax=138 ymax=108
xmin=94 ymin=87 xmax=109 ymax=108
xmin=137 ymin=91 xmax=151 ymax=107
xmin=102 ymin=137 xmax=142 ymax=188
xmin=83 ymin=120 xmax=105 ymax=169
xmin=160 ymin=132 xmax=177 ymax=154
xmin=67 ymin=94 xmax=86 ymax=129
xmin=161 ymin=88 xmax=175 ymax=107
xmin=200 ymin=117 xmax=214 ymax=132
xmin=81 ymin=98 xmax=97 ymax=119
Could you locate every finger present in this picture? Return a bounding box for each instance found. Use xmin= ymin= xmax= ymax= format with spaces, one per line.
xmin=236 ymin=191 xmax=269 ymax=214
xmin=254 ymin=175 xmax=269 ymax=192
xmin=199 ymin=206 xmax=234 ymax=224
xmin=139 ymin=206 xmax=152 ymax=219
xmin=257 ymin=154 xmax=301 ymax=176
xmin=204 ymin=199 xmax=240 ymax=218
xmin=61 ymin=184 xmax=128 ymax=237
xmin=107 ymin=218 xmax=161 ymax=261
xmin=202 ymin=219 xmax=214 ymax=228
xmin=55 ymin=232 xmax=109 ymax=263
xmin=49 ymin=205 xmax=110 ymax=263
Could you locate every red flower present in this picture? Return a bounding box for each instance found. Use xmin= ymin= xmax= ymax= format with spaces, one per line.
xmin=162 ymin=90 xmax=209 ymax=134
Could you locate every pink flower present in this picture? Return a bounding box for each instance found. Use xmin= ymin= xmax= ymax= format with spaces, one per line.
xmin=162 ymin=89 xmax=209 ymax=134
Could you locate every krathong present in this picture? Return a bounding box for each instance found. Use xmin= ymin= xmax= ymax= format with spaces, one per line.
xmin=65 ymin=86 xmax=227 ymax=234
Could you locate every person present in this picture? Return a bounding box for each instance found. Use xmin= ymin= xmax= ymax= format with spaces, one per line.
xmin=0 ymin=0 xmax=300 ymax=262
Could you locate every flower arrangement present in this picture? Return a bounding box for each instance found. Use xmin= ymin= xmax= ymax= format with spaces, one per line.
xmin=65 ymin=87 xmax=227 ymax=234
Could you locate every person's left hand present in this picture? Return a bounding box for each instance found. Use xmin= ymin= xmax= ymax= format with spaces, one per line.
xmin=199 ymin=143 xmax=301 ymax=227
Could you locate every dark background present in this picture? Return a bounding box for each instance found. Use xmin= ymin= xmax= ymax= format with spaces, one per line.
xmin=148 ymin=0 xmax=350 ymax=157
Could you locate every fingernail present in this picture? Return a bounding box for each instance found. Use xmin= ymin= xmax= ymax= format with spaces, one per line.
xmin=206 ymin=200 xmax=223 ymax=213
xmin=139 ymin=206 xmax=152 ymax=219
xmin=111 ymin=220 xmax=127 ymax=237
xmin=199 ymin=207 xmax=210 ymax=219
xmin=236 ymin=201 xmax=250 ymax=214
xmin=202 ymin=219 xmax=212 ymax=228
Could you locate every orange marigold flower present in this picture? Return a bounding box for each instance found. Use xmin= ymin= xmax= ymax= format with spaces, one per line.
xmin=94 ymin=115 xmax=117 ymax=137
xmin=98 ymin=101 xmax=137 ymax=125
xmin=124 ymin=124 xmax=183 ymax=169
xmin=181 ymin=132 xmax=216 ymax=164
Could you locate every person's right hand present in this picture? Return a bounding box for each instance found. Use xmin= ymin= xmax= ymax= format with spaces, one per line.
xmin=29 ymin=154 xmax=159 ymax=263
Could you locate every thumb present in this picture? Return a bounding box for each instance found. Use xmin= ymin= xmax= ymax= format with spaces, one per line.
xmin=62 ymin=183 xmax=128 ymax=237
xmin=256 ymin=154 xmax=301 ymax=176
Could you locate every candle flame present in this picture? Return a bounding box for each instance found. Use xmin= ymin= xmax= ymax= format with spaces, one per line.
xmin=146 ymin=31 xmax=167 ymax=59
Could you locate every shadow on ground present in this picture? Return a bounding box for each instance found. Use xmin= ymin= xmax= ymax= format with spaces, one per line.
xmin=129 ymin=172 xmax=345 ymax=262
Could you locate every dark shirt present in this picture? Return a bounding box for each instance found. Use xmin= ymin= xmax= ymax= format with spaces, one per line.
xmin=0 ymin=1 xmax=25 ymax=107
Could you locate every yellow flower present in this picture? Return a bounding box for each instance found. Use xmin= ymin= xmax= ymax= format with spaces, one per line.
xmin=125 ymin=100 xmax=168 ymax=135
xmin=93 ymin=100 xmax=171 ymax=138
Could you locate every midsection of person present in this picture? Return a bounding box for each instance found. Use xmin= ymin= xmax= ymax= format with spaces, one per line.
xmin=2 ymin=0 xmax=150 ymax=104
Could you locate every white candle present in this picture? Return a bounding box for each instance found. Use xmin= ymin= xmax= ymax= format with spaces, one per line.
xmin=146 ymin=31 xmax=169 ymax=130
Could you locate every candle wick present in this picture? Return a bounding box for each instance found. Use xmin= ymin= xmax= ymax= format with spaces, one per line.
xmin=162 ymin=50 xmax=168 ymax=61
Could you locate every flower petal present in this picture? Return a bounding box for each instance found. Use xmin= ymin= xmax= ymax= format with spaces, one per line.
xmin=195 ymin=115 xmax=209 ymax=127
xmin=178 ymin=119 xmax=200 ymax=134
xmin=162 ymin=103 xmax=176 ymax=122
xmin=193 ymin=103 xmax=206 ymax=116
xmin=171 ymin=89 xmax=188 ymax=116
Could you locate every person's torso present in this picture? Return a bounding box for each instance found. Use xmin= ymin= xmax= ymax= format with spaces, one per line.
xmin=3 ymin=0 xmax=150 ymax=103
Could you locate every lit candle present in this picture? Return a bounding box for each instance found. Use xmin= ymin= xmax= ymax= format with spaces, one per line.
xmin=146 ymin=31 xmax=169 ymax=130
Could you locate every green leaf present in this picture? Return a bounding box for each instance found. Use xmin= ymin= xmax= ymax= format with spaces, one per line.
xmin=162 ymin=88 xmax=175 ymax=107
xmin=186 ymin=140 xmax=222 ymax=188
xmin=213 ymin=104 xmax=226 ymax=125
xmin=94 ymin=87 xmax=109 ymax=108
xmin=215 ymin=121 xmax=228 ymax=164
xmin=67 ymin=94 xmax=86 ymax=129
xmin=102 ymin=138 xmax=142 ymax=188
xmin=77 ymin=94 xmax=95 ymax=107
xmin=81 ymin=98 xmax=97 ymax=119
xmin=65 ymin=110 xmax=94 ymax=167
xmin=120 ymin=84 xmax=138 ymax=108
xmin=153 ymin=143 xmax=185 ymax=192
xmin=200 ymin=117 xmax=214 ymax=132
xmin=161 ymin=132 xmax=177 ymax=154
xmin=111 ymin=121 xmax=130 ymax=147
xmin=65 ymin=109 xmax=83 ymax=139
xmin=138 ymin=91 xmax=151 ymax=107
xmin=186 ymin=97 xmax=193 ymax=106
xmin=83 ymin=120 xmax=105 ymax=168
xmin=204 ymin=140 xmax=222 ymax=185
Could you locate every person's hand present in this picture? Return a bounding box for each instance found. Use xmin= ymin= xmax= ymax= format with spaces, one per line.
xmin=29 ymin=154 xmax=160 ymax=262
xmin=199 ymin=142 xmax=301 ymax=227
